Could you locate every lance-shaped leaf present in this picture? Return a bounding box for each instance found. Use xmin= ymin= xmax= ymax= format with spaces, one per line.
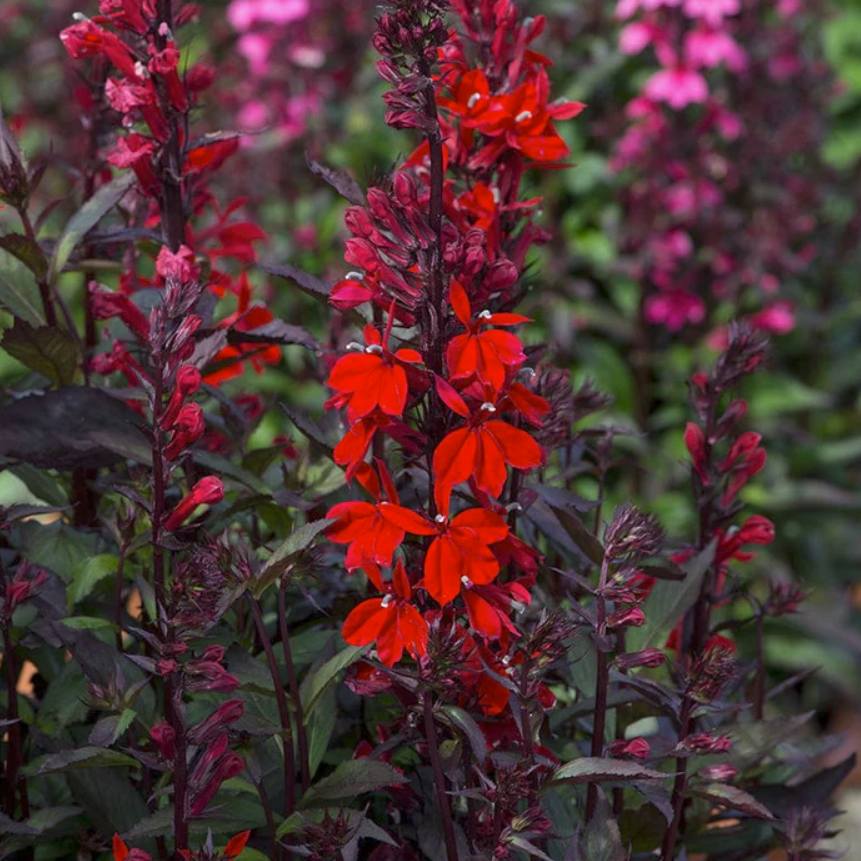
xmin=691 ymin=783 xmax=774 ymax=820
xmin=263 ymin=261 xmax=330 ymax=300
xmin=302 ymin=644 xmax=369 ymax=719
xmin=627 ymin=539 xmax=716 ymax=651
xmin=49 ymin=173 xmax=134 ymax=284
xmin=251 ymin=518 xmax=332 ymax=598
xmin=1 ymin=319 xmax=80 ymax=386
xmin=551 ymin=757 xmax=666 ymax=784
xmin=23 ymin=746 xmax=139 ymax=776
xmin=0 ymin=232 xmax=47 ymax=279
xmin=227 ymin=319 xmax=319 ymax=352
xmin=306 ymin=155 xmax=366 ymax=205
xmin=299 ymin=759 xmax=406 ymax=808
xmin=550 ymin=504 xmax=605 ymax=565
xmin=0 ymin=248 xmax=45 ymax=325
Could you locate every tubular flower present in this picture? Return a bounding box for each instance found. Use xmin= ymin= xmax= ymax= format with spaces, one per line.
xmin=326 ymin=323 xmax=423 ymax=422
xmin=432 ymin=379 xmax=544 ymax=514
xmin=382 ymin=505 xmax=509 ymax=606
xmin=164 ymin=477 xmax=225 ymax=532
xmin=342 ymin=560 xmax=428 ymax=666
xmin=446 ymin=279 xmax=529 ymax=390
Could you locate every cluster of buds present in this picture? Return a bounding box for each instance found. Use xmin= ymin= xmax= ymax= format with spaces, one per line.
xmin=1 ymin=561 xmax=48 ymax=622
xmin=681 ymin=324 xmax=776 ymax=612
xmin=62 ymin=2 xmax=276 ymax=390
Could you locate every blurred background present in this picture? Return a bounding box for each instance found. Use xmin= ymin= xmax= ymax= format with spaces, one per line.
xmin=1 ymin=0 xmax=859 ymax=852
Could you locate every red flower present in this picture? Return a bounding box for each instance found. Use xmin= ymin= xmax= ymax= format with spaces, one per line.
xmin=107 ymin=134 xmax=157 ymax=193
xmin=462 ymin=578 xmax=531 ymax=640
xmin=327 ymin=324 xmax=423 ymax=423
xmin=608 ymin=737 xmax=651 ymax=759
xmin=163 ymin=476 xmax=224 ymax=531
xmin=446 ymin=280 xmax=528 ymax=390
xmin=382 ymin=505 xmax=510 ymax=606
xmin=60 ymin=21 xmax=137 ymax=78
xmin=327 ymin=467 xmax=410 ymax=570
xmin=432 ymin=379 xmax=544 ymax=514
xmin=342 ymin=560 xmax=428 ymax=666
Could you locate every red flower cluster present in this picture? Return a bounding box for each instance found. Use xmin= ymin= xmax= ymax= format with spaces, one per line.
xmin=324 ymin=0 xmax=583 ymax=671
xmin=61 ymin=4 xmax=277 ymax=388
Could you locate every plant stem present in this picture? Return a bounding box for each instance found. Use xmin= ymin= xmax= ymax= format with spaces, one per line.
xmin=753 ymin=612 xmax=765 ymax=721
xmin=423 ymin=693 xmax=459 ymax=861
xmin=248 ymin=595 xmax=296 ymax=828
xmin=2 ymin=621 xmax=26 ymax=819
xmin=585 ymin=555 xmax=612 ymax=822
xmin=278 ymin=579 xmax=310 ymax=791
xmin=661 ymin=697 xmax=693 ymax=861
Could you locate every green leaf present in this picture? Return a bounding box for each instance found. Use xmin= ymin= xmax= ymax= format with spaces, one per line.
xmin=551 ymin=757 xmax=665 ymax=784
xmin=0 ymin=249 xmax=45 ymax=325
xmin=68 ymin=554 xmax=117 ymax=608
xmin=692 ymin=783 xmax=773 ymax=820
xmin=49 ymin=173 xmax=134 ymax=285
xmin=307 ymin=687 xmax=336 ymax=778
xmin=299 ymin=759 xmax=406 ymax=808
xmin=23 ymin=746 xmax=139 ymax=776
xmin=0 ymin=233 xmax=48 ymax=279
xmin=302 ymin=643 xmax=368 ymax=719
xmin=627 ymin=540 xmax=716 ymax=651
xmin=1 ymin=320 xmax=80 ymax=385
xmin=252 ymin=518 xmax=333 ymax=598
xmin=62 ymin=616 xmax=115 ymax=631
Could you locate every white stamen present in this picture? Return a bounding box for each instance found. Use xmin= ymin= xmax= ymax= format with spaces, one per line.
xmin=365 ymin=344 xmax=383 ymax=354
xmin=434 ymin=514 xmax=447 ymax=524
xmin=467 ymin=92 xmax=482 ymax=109
xmin=478 ymin=309 xmax=493 ymax=320
xmin=134 ymin=61 xmax=150 ymax=80
xmin=480 ymin=402 xmax=497 ymax=413
xmin=346 ymin=341 xmax=364 ymax=352
xmin=381 ymin=594 xmax=394 ymax=608
xmin=491 ymin=187 xmax=501 ymax=204
xmin=515 ymin=110 xmax=533 ymax=123
xmin=158 ymin=22 xmax=171 ymax=37
xmin=460 ymin=575 xmax=473 ymax=588
xmin=519 ymin=367 xmax=537 ymax=380
xmin=501 ymin=655 xmax=511 ymax=666
xmin=72 ymin=12 xmax=88 ymax=21
xmin=506 ymin=502 xmax=523 ymax=513
xmin=345 ymin=270 xmax=364 ymax=281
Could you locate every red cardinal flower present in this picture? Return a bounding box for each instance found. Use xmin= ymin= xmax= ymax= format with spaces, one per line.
xmin=382 ymin=505 xmax=510 ymax=606
xmin=163 ymin=476 xmax=224 ymax=531
xmin=327 ymin=322 xmax=423 ymax=423
xmin=342 ymin=560 xmax=428 ymax=666
xmin=432 ymin=378 xmax=544 ymax=514
xmin=462 ymin=578 xmax=531 ymax=640
xmin=327 ymin=463 xmax=409 ymax=569
xmin=446 ymin=280 xmax=529 ymax=390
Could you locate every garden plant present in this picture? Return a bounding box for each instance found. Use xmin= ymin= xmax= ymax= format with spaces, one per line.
xmin=0 ymin=1 xmax=857 ymax=860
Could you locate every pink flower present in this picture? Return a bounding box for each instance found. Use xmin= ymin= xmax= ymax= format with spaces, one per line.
xmin=227 ymin=0 xmax=310 ymax=31
xmin=644 ymin=66 xmax=708 ymax=109
xmin=619 ymin=21 xmax=659 ymax=55
xmin=645 ymin=289 xmax=706 ymax=330
xmin=750 ymin=301 xmax=795 ymax=335
xmin=685 ymin=27 xmax=747 ymax=72
xmin=683 ymin=0 xmax=740 ymax=26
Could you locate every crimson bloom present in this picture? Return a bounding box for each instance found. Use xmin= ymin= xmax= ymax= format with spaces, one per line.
xmin=327 ymin=323 xmax=423 ymax=423
xmin=432 ymin=378 xmax=544 ymax=514
xmin=163 ymin=477 xmax=224 ymax=532
xmin=446 ymin=279 xmax=528 ymax=390
xmin=382 ymin=504 xmax=510 ymax=606
xmin=342 ymin=560 xmax=428 ymax=666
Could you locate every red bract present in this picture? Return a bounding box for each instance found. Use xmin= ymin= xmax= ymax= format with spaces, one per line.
xmin=342 ymin=560 xmax=428 ymax=665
